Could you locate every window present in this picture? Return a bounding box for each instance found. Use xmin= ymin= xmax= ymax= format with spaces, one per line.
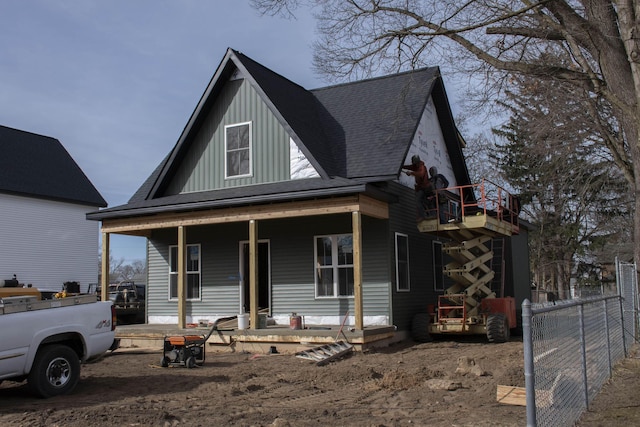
xmin=315 ymin=234 xmax=354 ymax=297
xmin=169 ymin=244 xmax=201 ymax=300
xmin=225 ymin=122 xmax=252 ymax=178
xmin=395 ymin=233 xmax=410 ymax=291
xmin=433 ymin=240 xmax=444 ymax=291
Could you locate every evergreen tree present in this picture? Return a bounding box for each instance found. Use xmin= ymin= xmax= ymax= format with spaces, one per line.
xmin=492 ymin=76 xmax=631 ymax=297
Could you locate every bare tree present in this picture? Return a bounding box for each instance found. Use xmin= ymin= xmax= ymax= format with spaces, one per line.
xmin=492 ymin=75 xmax=632 ymax=297
xmin=252 ymin=0 xmax=640 ymax=267
xmin=98 ymin=253 xmax=146 ymax=283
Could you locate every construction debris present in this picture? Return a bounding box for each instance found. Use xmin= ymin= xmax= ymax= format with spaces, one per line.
xmin=295 ymin=341 xmax=353 ymax=366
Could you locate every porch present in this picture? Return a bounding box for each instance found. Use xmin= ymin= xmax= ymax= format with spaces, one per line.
xmin=114 ymin=321 xmax=400 ymax=355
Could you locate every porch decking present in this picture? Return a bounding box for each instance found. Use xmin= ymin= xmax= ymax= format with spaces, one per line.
xmin=114 ymin=322 xmax=399 ymax=354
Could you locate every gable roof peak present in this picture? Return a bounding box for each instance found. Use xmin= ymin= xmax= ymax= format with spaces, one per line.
xmin=229 ymin=48 xmax=309 ymax=92
xmin=0 ymin=124 xmax=107 ymax=207
xmin=311 ymin=66 xmax=441 ymax=92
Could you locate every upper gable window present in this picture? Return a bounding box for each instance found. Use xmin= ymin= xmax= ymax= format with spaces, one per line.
xmin=225 ymin=122 xmax=252 ymax=178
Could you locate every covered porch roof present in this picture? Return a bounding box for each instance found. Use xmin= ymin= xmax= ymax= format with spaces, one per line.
xmin=96 ymin=191 xmax=392 ymax=332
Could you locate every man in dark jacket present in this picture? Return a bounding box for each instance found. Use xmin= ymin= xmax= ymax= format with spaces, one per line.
xmin=402 ymin=155 xmax=434 ymax=220
xmin=429 ymin=166 xmax=452 ymax=223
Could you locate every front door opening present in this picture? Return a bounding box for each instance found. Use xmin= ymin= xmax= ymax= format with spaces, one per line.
xmin=240 ymin=241 xmax=270 ymax=314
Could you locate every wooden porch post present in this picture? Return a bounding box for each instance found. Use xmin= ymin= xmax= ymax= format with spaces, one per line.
xmin=352 ymin=211 xmax=363 ymax=330
xmin=101 ymin=232 xmax=110 ymax=302
xmin=249 ymin=220 xmax=259 ymax=329
xmin=177 ymin=225 xmax=186 ymax=329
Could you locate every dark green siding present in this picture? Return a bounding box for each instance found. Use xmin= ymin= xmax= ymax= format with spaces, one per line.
xmin=505 ymin=228 xmax=531 ymax=331
xmin=260 ymin=215 xmax=391 ymax=318
xmin=165 ymin=79 xmax=293 ymax=195
xmin=147 ymin=224 xmax=249 ymax=320
xmin=146 ymin=214 xmax=392 ymax=323
xmin=388 ymin=182 xmax=441 ymax=331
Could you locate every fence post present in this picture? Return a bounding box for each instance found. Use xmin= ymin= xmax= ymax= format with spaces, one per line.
xmin=603 ymin=299 xmax=612 ymax=377
xmin=522 ymin=299 xmax=536 ymax=427
xmin=619 ymin=294 xmax=628 ymax=357
xmin=578 ymin=303 xmax=589 ymax=409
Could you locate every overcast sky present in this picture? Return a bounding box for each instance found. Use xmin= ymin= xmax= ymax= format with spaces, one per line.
xmin=2 ymin=1 xmax=471 ymax=266
xmin=1 ymin=1 xmax=327 ymax=263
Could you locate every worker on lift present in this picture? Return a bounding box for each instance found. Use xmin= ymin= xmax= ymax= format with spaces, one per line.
xmin=429 ymin=166 xmax=450 ymax=223
xmin=402 ymin=154 xmax=434 ymax=220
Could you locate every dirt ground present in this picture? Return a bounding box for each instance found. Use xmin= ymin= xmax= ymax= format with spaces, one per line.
xmin=0 ymin=337 xmax=636 ymax=427
xmin=576 ymin=352 xmax=640 ymax=427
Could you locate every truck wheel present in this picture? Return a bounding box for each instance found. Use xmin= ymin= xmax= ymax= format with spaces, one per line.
xmin=27 ymin=344 xmax=80 ymax=398
xmin=411 ymin=312 xmax=433 ymax=342
xmin=486 ymin=313 xmax=510 ymax=343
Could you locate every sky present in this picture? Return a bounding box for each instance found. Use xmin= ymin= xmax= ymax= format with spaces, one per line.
xmin=1 ymin=1 xmax=471 ymax=265
xmin=0 ymin=1 xmax=327 ymax=263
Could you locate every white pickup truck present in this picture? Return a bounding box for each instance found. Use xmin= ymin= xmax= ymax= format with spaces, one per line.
xmin=0 ymin=294 xmax=117 ymax=398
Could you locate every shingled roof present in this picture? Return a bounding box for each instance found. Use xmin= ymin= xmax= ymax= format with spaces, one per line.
xmin=0 ymin=125 xmax=107 ymax=207
xmin=88 ymin=48 xmax=467 ymax=220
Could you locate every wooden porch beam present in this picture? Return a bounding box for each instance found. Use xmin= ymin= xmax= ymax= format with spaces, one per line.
xmin=353 ymin=211 xmax=363 ymax=330
xmin=177 ymin=225 xmax=186 ymax=329
xmin=101 ymin=232 xmax=109 ymax=302
xmin=100 ymin=195 xmax=388 ymax=234
xmin=249 ymin=220 xmax=259 ymax=330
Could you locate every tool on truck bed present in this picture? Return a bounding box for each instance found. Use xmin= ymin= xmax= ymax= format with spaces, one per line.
xmin=161 ymin=316 xmax=237 ymax=368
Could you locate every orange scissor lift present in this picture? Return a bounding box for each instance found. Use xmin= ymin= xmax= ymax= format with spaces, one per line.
xmin=414 ymin=180 xmax=520 ymax=342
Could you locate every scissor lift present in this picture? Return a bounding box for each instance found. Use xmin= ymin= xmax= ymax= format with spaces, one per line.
xmin=414 ymin=180 xmax=520 ymax=342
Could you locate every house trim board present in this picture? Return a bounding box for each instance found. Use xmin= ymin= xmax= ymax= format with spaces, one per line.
xmin=100 ymin=194 xmax=389 ymax=234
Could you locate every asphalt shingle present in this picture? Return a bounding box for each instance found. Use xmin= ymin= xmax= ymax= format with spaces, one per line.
xmin=0 ymin=125 xmax=107 ymax=207
xmin=89 ymin=48 xmax=465 ymax=219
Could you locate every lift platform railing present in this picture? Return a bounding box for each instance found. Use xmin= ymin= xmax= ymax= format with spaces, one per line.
xmin=429 ymin=179 xmax=520 ymax=230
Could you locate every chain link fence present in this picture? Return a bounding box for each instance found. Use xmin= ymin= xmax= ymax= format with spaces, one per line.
xmin=618 ymin=260 xmax=638 ymax=349
xmin=522 ymin=259 xmax=638 ymax=427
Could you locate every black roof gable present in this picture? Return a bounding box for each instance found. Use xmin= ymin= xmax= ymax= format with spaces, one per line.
xmin=234 ymin=51 xmax=338 ymax=177
xmin=91 ymin=48 xmax=469 ymax=219
xmin=0 ymin=125 xmax=107 ymax=207
xmin=146 ymin=48 xmax=335 ymax=199
xmin=312 ymin=68 xmax=439 ymax=179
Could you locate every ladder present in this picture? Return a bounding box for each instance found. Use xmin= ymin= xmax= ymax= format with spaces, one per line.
xmin=295 ymin=341 xmax=353 ymax=366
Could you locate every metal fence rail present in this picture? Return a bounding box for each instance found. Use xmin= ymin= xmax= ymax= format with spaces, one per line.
xmin=522 ymin=258 xmax=637 ymax=426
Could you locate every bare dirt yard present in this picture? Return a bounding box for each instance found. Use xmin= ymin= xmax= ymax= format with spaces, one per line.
xmin=0 ymin=338 xmax=637 ymax=427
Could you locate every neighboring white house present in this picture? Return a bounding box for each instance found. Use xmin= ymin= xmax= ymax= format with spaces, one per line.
xmin=0 ymin=125 xmax=107 ymax=293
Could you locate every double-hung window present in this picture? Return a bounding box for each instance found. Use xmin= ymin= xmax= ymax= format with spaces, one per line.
xmin=169 ymin=244 xmax=201 ymax=300
xmin=225 ymin=122 xmax=252 ymax=178
xmin=395 ymin=233 xmax=410 ymax=291
xmin=315 ymin=234 xmax=354 ymax=298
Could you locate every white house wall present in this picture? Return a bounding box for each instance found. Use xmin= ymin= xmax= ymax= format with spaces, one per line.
xmin=399 ymin=95 xmax=457 ymax=189
xmin=289 ymin=137 xmax=320 ymax=179
xmin=0 ymin=193 xmax=100 ymax=292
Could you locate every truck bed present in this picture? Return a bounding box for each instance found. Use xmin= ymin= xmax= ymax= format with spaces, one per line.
xmin=0 ymin=294 xmax=98 ymax=315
